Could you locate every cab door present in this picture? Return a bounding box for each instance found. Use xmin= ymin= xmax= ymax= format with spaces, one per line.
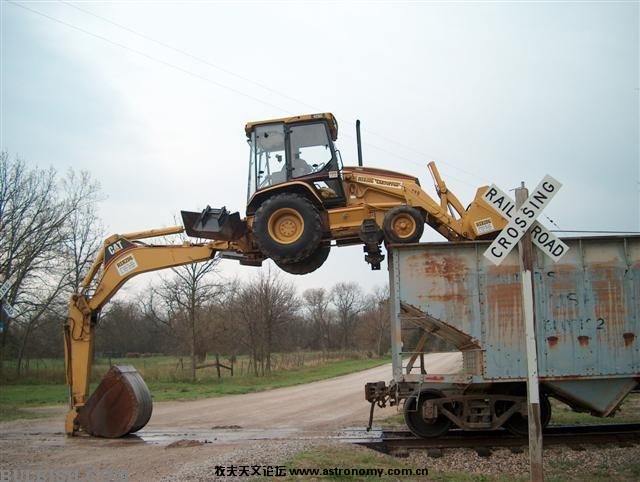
xmin=287 ymin=122 xmax=346 ymax=208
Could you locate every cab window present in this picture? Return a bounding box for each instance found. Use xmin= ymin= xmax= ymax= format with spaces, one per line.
xmin=288 ymin=123 xmax=333 ymax=178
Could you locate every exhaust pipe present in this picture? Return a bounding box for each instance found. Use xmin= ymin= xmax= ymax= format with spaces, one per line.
xmin=356 ymin=119 xmax=363 ymax=166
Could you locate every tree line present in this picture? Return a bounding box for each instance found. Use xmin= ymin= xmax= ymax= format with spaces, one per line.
xmin=0 ymin=152 xmax=391 ymax=379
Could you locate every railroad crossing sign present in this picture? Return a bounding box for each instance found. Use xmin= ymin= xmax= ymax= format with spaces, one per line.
xmin=483 ymin=175 xmax=568 ymax=265
xmin=0 ymin=273 xmax=18 ymax=319
xmin=0 ymin=273 xmax=17 ymax=300
xmin=2 ymin=301 xmax=18 ymax=319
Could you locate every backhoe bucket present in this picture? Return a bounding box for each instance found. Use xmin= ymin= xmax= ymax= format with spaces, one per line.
xmin=182 ymin=206 xmax=245 ymax=241
xmin=76 ymin=365 xmax=152 ymax=438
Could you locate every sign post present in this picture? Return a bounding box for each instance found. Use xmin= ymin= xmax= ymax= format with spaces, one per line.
xmin=483 ymin=175 xmax=565 ymax=482
xmin=516 ymin=183 xmax=544 ymax=482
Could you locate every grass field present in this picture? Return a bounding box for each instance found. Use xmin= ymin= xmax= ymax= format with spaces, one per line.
xmin=0 ymin=352 xmax=388 ymax=422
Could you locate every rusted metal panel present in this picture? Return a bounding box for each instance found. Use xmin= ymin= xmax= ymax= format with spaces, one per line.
xmin=536 ymin=237 xmax=640 ymax=377
xmin=391 ymin=235 xmax=640 ymax=382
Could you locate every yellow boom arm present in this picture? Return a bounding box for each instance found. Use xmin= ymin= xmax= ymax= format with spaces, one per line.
xmin=64 ymin=226 xmax=233 ymax=436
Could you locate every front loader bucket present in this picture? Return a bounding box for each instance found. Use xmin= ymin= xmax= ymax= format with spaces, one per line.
xmin=76 ymin=365 xmax=152 ymax=438
xmin=182 ymin=206 xmax=246 ymax=241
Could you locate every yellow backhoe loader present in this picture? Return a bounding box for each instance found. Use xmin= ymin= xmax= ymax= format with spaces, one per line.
xmin=65 ymin=113 xmax=508 ymax=437
xmin=182 ymin=113 xmax=507 ymax=274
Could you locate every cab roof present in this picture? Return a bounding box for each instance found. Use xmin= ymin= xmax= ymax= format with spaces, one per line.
xmin=245 ymin=113 xmax=338 ymax=141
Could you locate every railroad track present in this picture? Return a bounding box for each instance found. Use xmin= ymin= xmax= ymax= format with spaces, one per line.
xmin=358 ymin=424 xmax=640 ymax=457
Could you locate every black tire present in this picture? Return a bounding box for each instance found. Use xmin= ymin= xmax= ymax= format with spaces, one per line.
xmin=404 ymin=390 xmax=453 ymax=438
xmin=275 ymin=245 xmax=331 ymax=275
xmin=253 ymin=193 xmax=322 ymax=264
xmin=383 ymin=206 xmax=424 ymax=244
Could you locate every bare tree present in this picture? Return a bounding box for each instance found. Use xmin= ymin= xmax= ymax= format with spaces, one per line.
xmin=145 ymin=253 xmax=222 ymax=381
xmin=330 ymin=281 xmax=364 ymax=350
xmin=95 ymin=300 xmax=167 ymax=356
xmin=231 ymin=269 xmax=299 ymax=375
xmin=302 ymin=288 xmax=334 ymax=351
xmin=60 ymin=169 xmax=104 ymax=292
xmin=356 ymin=285 xmax=390 ymax=355
xmin=0 ymin=153 xmax=102 ymax=376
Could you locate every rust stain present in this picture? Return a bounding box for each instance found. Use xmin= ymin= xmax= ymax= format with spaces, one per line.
xmin=577 ymin=335 xmax=590 ymax=347
xmin=623 ymin=332 xmax=636 ymax=347
xmin=421 ymin=254 xmax=468 ymax=283
xmin=547 ymin=336 xmax=559 ymax=348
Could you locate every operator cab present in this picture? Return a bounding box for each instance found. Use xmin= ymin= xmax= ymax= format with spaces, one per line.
xmin=246 ymin=113 xmax=346 ymax=207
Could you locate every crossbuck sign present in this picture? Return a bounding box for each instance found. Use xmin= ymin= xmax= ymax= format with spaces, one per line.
xmin=0 ymin=273 xmax=18 ymax=319
xmin=482 ymin=175 xmax=569 ymax=265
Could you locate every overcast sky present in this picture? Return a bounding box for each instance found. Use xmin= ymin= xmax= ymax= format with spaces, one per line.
xmin=1 ymin=1 xmax=638 ymax=296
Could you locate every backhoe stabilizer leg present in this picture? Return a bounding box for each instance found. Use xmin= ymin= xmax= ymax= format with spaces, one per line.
xmin=363 ymin=245 xmax=384 ymax=270
xmin=359 ymin=219 xmax=384 ymax=270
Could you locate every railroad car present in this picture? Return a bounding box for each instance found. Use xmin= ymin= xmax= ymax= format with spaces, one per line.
xmin=366 ymin=235 xmax=640 ymax=437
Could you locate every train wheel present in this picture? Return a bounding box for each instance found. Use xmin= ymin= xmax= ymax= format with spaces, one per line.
xmin=502 ymin=393 xmax=552 ymax=436
xmin=404 ymin=390 xmax=453 ymax=438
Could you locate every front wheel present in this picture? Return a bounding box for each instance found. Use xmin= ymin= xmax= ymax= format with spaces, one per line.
xmin=383 ymin=206 xmax=424 ymax=244
xmin=404 ymin=390 xmax=453 ymax=438
xmin=253 ymin=193 xmax=322 ymax=264
xmin=275 ymin=245 xmax=331 ymax=275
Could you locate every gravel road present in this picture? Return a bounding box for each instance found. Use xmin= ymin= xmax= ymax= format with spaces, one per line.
xmin=0 ymin=353 xmax=461 ymax=481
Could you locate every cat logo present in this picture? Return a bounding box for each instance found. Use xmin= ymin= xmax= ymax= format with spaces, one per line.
xmin=104 ymin=238 xmax=136 ymax=267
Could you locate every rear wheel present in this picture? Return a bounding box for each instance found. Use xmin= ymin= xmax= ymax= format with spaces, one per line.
xmin=383 ymin=206 xmax=424 ymax=244
xmin=253 ymin=193 xmax=322 ymax=264
xmin=404 ymin=390 xmax=453 ymax=438
xmin=502 ymin=393 xmax=551 ymax=436
xmin=275 ymin=245 xmax=331 ymax=275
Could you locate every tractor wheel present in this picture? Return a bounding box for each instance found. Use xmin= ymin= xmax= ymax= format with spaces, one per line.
xmin=253 ymin=193 xmax=322 ymax=264
xmin=404 ymin=390 xmax=453 ymax=438
xmin=276 ymin=245 xmax=331 ymax=275
xmin=383 ymin=206 xmax=424 ymax=244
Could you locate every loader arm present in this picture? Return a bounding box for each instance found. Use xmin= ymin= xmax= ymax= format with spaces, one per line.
xmin=64 ymin=226 xmax=234 ymax=437
xmin=427 ymin=160 xmax=467 ymax=220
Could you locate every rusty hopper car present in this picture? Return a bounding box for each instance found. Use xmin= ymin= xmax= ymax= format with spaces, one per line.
xmin=366 ymin=235 xmax=640 ymax=438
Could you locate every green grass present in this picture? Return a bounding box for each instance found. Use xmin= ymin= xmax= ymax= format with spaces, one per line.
xmin=0 ymin=383 xmax=68 ymax=405
xmin=0 ymin=355 xmax=388 ymax=421
xmin=548 ymin=393 xmax=640 ymax=425
xmin=147 ymin=357 xmax=389 ymax=401
xmin=0 ymin=406 xmax=54 ymax=422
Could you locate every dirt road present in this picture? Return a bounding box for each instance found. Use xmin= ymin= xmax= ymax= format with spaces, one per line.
xmin=0 ymin=353 xmax=461 ymax=481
